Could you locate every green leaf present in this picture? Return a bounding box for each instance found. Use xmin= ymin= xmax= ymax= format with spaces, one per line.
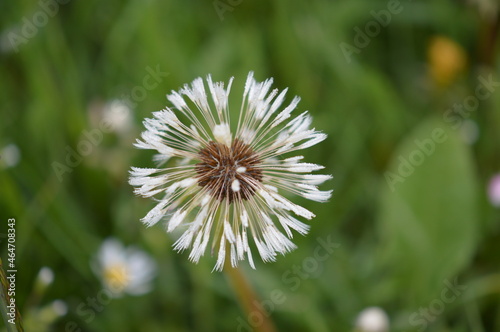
xmin=377 ymin=116 xmax=479 ymax=304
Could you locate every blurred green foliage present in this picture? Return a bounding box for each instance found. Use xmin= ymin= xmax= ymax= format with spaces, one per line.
xmin=1 ymin=0 xmax=500 ymax=331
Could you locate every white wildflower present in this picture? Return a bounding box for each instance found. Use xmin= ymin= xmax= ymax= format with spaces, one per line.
xmin=93 ymin=238 xmax=157 ymax=296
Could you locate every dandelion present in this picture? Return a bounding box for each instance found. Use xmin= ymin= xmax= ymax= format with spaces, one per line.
xmin=93 ymin=238 xmax=157 ymax=296
xmin=130 ymin=72 xmax=332 ymax=271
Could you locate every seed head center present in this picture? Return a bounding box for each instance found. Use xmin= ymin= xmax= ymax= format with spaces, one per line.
xmin=195 ymin=139 xmax=263 ymax=203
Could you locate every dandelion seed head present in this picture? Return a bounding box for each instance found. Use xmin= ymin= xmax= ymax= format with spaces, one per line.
xmin=129 ymin=72 xmax=332 ymax=270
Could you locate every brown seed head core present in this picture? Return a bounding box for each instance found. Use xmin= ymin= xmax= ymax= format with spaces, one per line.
xmin=195 ymin=139 xmax=263 ymax=203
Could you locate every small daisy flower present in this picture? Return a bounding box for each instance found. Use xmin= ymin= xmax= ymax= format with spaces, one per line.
xmin=130 ymin=72 xmax=332 ymax=271
xmin=93 ymin=238 xmax=157 ymax=296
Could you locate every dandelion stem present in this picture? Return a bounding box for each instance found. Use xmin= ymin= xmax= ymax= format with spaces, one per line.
xmin=224 ymin=261 xmax=277 ymax=332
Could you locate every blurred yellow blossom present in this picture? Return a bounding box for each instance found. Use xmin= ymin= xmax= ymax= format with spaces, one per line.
xmin=427 ymin=36 xmax=467 ymax=88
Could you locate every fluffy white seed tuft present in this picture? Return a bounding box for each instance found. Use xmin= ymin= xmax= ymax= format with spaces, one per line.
xmin=231 ymin=179 xmax=241 ymax=192
xmin=213 ymin=123 xmax=232 ymax=146
xmin=167 ymin=210 xmax=187 ymax=232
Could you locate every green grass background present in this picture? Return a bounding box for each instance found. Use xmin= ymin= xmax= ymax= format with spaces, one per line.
xmin=1 ymin=0 xmax=500 ymax=331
